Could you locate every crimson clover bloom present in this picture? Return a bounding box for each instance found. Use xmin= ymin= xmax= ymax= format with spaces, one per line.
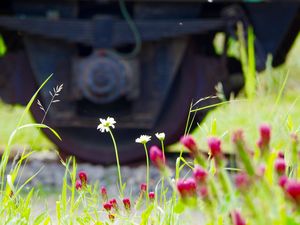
xmin=257 ymin=124 xmax=271 ymax=150
xmin=149 ymin=192 xmax=155 ymax=200
xmin=101 ymin=186 xmax=108 ymax=201
xmin=193 ymin=165 xmax=208 ymax=184
xmin=234 ymin=172 xmax=250 ymax=190
xmin=149 ymin=146 xmax=165 ymax=170
xmin=285 ymin=179 xmax=300 ymax=203
xmin=140 ymin=183 xmax=147 ymax=192
xmin=177 ymin=178 xmax=197 ymax=199
xmin=75 ymin=180 xmax=82 ymax=190
xmin=122 ymin=198 xmax=131 ymax=211
xmin=274 ymin=158 xmax=286 ymax=175
xmin=109 ymin=198 xmax=118 ymax=209
xmin=180 ymin=135 xmax=198 ymax=155
xmin=103 ymin=202 xmax=112 ymax=211
xmin=199 ymin=186 xmax=208 ymax=199
xmin=78 ymin=171 xmax=87 ymax=186
xmin=207 ymin=137 xmax=222 ymax=158
xmin=278 ymin=151 xmax=285 ymax=159
xmin=278 ymin=176 xmax=288 ymax=188
xmin=231 ymin=210 xmax=246 ymax=225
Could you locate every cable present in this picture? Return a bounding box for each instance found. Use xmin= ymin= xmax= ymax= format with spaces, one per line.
xmin=117 ymin=0 xmax=142 ymax=58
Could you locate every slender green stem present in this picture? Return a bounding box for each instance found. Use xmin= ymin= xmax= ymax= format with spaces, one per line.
xmin=160 ymin=140 xmax=165 ymax=204
xmin=109 ymin=129 xmax=123 ymax=197
xmin=143 ymin=143 xmax=150 ymax=201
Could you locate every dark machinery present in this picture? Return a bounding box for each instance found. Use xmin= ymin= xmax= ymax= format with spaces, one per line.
xmin=0 ymin=1 xmax=299 ymax=164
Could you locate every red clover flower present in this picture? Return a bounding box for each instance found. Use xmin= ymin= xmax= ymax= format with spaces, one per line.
xmin=207 ymin=137 xmax=222 ymax=158
xmin=274 ymin=158 xmax=286 ymax=175
xmin=231 ymin=210 xmax=246 ymax=225
xmin=149 ymin=192 xmax=155 ymax=200
xmin=78 ymin=171 xmax=87 ymax=186
xmin=177 ymin=178 xmax=197 ymax=199
xmin=103 ymin=202 xmax=112 ymax=211
xmin=180 ymin=135 xmax=198 ymax=155
xmin=101 ymin=186 xmax=108 ymax=201
xmin=149 ymin=146 xmax=165 ymax=170
xmin=285 ymin=179 xmax=300 ymax=203
xmin=75 ymin=180 xmax=82 ymax=190
xmin=123 ymin=198 xmax=131 ymax=211
xmin=193 ymin=165 xmax=208 ymax=184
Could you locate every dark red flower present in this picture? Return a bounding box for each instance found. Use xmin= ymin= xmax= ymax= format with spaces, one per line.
xmin=122 ymin=198 xmax=131 ymax=210
xmin=278 ymin=176 xmax=288 ymax=188
xmin=278 ymin=151 xmax=285 ymax=159
xmin=274 ymin=158 xmax=286 ymax=175
xmin=149 ymin=146 xmax=165 ymax=169
xmin=257 ymin=124 xmax=271 ymax=149
xmin=109 ymin=198 xmax=118 ymax=209
xmin=103 ymin=202 xmax=112 ymax=211
xmin=193 ymin=165 xmax=208 ymax=184
xmin=231 ymin=210 xmax=246 ymax=225
xmin=232 ymin=129 xmax=244 ymax=143
xmin=78 ymin=171 xmax=88 ymax=185
xmin=199 ymin=186 xmax=208 ymax=198
xmin=285 ymin=179 xmax=300 ymax=203
xmin=140 ymin=183 xmax=147 ymax=192
xmin=180 ymin=135 xmax=198 ymax=155
xmin=177 ymin=178 xmax=197 ymax=199
xmin=149 ymin=192 xmax=155 ymax=200
xmin=101 ymin=186 xmax=108 ymax=201
xmin=207 ymin=137 xmax=222 ymax=157
xmin=234 ymin=173 xmax=250 ymax=189
xmin=75 ymin=179 xmax=82 ymax=190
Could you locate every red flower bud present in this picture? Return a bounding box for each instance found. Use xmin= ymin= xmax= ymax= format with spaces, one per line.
xmin=193 ymin=165 xmax=208 ymax=184
xmin=149 ymin=146 xmax=165 ymax=169
xmin=234 ymin=173 xmax=250 ymax=189
xmin=75 ymin=179 xmax=82 ymax=190
xmin=103 ymin=202 xmax=112 ymax=211
xmin=207 ymin=137 xmax=222 ymax=157
xmin=109 ymin=198 xmax=118 ymax=209
xmin=177 ymin=178 xmax=197 ymax=199
xmin=232 ymin=129 xmax=244 ymax=143
xmin=140 ymin=183 xmax=147 ymax=192
xmin=285 ymin=179 xmax=300 ymax=203
xmin=257 ymin=124 xmax=271 ymax=149
xmin=278 ymin=151 xmax=285 ymax=159
xmin=278 ymin=176 xmax=288 ymax=188
xmin=180 ymin=135 xmax=198 ymax=155
xmin=78 ymin=171 xmax=87 ymax=186
xmin=149 ymin=192 xmax=155 ymax=200
xmin=199 ymin=186 xmax=208 ymax=199
xmin=101 ymin=186 xmax=108 ymax=201
xmin=274 ymin=158 xmax=286 ymax=174
xmin=122 ymin=198 xmax=131 ymax=210
xmin=231 ymin=210 xmax=246 ymax=225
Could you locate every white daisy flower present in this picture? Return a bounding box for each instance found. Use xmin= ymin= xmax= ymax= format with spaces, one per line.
xmin=97 ymin=117 xmax=116 ymax=133
xmin=135 ymin=135 xmax=151 ymax=144
xmin=155 ymin=132 xmax=165 ymax=141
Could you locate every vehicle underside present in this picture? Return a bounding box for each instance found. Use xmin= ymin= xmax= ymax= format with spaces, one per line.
xmin=0 ymin=0 xmax=299 ymax=164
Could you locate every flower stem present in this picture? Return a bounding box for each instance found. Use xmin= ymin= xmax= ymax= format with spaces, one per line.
xmin=143 ymin=143 xmax=150 ymax=201
xmin=109 ymin=129 xmax=123 ymax=197
xmin=160 ymin=140 xmax=165 ymax=204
